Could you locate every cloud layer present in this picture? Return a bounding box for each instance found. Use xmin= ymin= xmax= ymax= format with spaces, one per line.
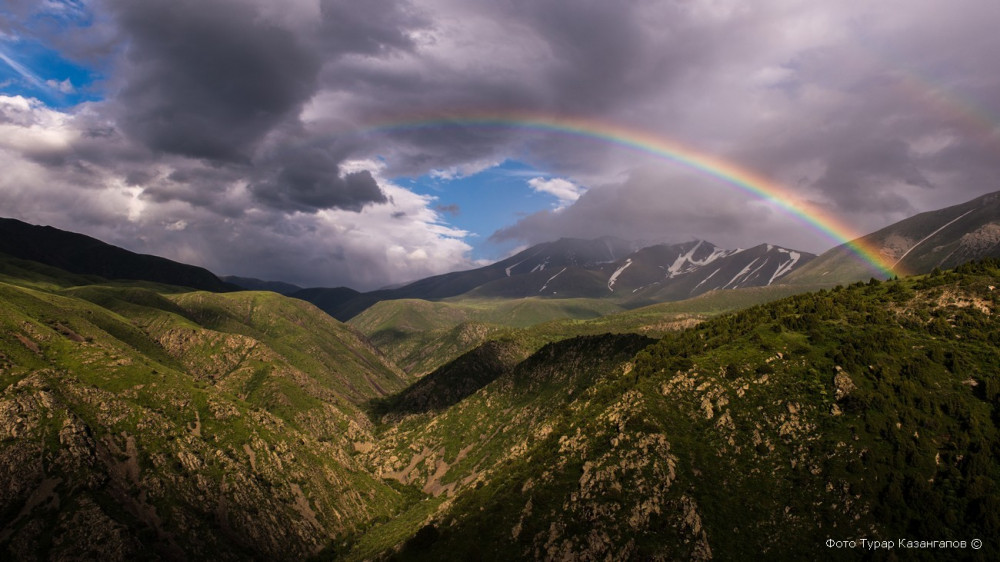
xmin=1 ymin=0 xmax=999 ymax=287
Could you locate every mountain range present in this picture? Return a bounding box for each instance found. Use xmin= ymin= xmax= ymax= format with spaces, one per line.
xmin=284 ymin=190 xmax=1000 ymax=320
xmin=1 ymin=191 xmax=999 ymax=559
xmin=8 ymin=190 xmax=999 ymax=325
xmin=287 ymin=238 xmax=815 ymax=321
xmin=2 ymin=231 xmax=998 ymax=559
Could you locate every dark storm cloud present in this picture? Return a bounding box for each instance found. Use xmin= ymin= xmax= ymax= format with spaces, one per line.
xmin=250 ymin=149 xmax=387 ymax=213
xmin=811 ymin=140 xmax=931 ymax=214
xmin=504 ymin=0 xmax=660 ymax=113
xmin=110 ymin=0 xmax=321 ymax=162
xmin=98 ymin=0 xmax=424 ymax=213
xmin=317 ymin=0 xmax=425 ymax=55
xmin=107 ymin=0 xmax=425 ymax=165
xmin=318 ymin=0 xmax=704 ymax=178
xmin=138 ymin=164 xmax=246 ymax=211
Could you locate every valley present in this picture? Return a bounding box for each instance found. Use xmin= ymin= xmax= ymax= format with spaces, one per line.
xmin=2 ymin=191 xmax=1000 ymax=560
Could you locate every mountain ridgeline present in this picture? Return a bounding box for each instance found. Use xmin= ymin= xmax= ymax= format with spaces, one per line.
xmin=0 ymin=218 xmax=236 ymax=293
xmin=292 ymin=237 xmax=816 ymax=321
xmin=286 ymin=190 xmax=1000 ymax=321
xmin=784 ymin=190 xmax=1000 ymax=285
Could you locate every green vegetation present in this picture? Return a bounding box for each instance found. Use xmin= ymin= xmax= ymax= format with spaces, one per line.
xmin=348 ymin=260 xmax=1000 ymax=560
xmin=0 ymin=255 xmax=412 ymax=560
xmin=351 ymin=283 xmax=824 ymax=377
xmin=348 ymin=296 xmax=624 ymax=375
xmin=3 ymin=250 xmax=999 ymax=560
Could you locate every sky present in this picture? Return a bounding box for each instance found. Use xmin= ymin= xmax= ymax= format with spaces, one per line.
xmin=1 ymin=0 xmax=999 ymax=289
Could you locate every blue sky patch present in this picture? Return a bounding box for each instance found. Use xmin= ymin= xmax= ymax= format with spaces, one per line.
xmin=396 ymin=160 xmax=559 ymax=261
xmin=0 ymin=36 xmax=100 ymax=107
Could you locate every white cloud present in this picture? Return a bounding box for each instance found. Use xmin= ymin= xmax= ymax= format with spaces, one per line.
xmin=527 ymin=177 xmax=585 ymax=209
xmin=429 ymin=158 xmax=503 ymax=180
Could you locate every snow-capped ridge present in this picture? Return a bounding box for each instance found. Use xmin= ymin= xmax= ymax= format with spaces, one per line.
xmin=462 ymin=237 xmax=814 ymax=301
xmin=665 ymin=241 xmax=736 ymax=279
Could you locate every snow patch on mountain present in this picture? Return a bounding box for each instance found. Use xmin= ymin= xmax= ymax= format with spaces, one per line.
xmin=539 ymin=267 xmax=567 ymax=293
xmin=722 ymin=258 xmax=761 ymax=289
xmin=607 ymin=259 xmax=633 ymax=292
xmin=768 ymin=251 xmax=801 ymax=284
xmin=892 ymin=209 xmax=976 ymax=267
xmin=531 ymin=258 xmax=550 ymax=273
xmin=505 ymin=259 xmax=526 ymax=277
xmin=666 ymin=241 xmax=735 ymax=279
xmin=504 ymin=249 xmax=543 ymax=277
xmin=632 ymin=281 xmax=660 ymax=293
xmin=692 ymin=267 xmax=722 ymax=292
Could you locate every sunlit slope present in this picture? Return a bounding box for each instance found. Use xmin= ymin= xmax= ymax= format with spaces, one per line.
xmin=531 ymin=282 xmax=832 ymax=338
xmin=347 ymin=333 xmax=657 ymax=560
xmin=784 ymin=190 xmax=1000 ymax=285
xmin=350 ymin=283 xmax=826 ymax=376
xmin=348 ymin=297 xmax=623 ymax=375
xmin=0 ymin=266 xmax=411 ymax=559
xmin=352 ymin=262 xmax=1000 ymax=560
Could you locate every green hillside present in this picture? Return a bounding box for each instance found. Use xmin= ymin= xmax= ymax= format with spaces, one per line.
xmin=3 ymin=251 xmax=999 ymax=560
xmin=0 ymin=257 xmax=413 ymax=560
xmin=351 ymin=282 xmax=827 ymax=377
xmin=348 ymin=297 xmax=624 ymax=375
xmin=345 ymin=261 xmax=1000 ymax=560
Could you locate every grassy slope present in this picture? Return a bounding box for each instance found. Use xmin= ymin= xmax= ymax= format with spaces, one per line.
xmin=348 ymin=297 xmax=624 ymax=376
xmin=351 ymin=282 xmax=826 ymax=377
xmin=344 ymin=333 xmax=657 ymax=560
xmin=349 ymin=262 xmax=1000 ymax=561
xmin=5 ymin=250 xmax=999 ymax=560
xmin=0 ymin=260 xmax=416 ymax=560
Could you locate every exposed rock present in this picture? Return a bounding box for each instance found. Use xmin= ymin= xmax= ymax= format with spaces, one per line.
xmin=700 ymin=396 xmax=715 ymax=420
xmin=680 ymin=495 xmax=713 ymax=561
xmin=957 ymin=223 xmax=1000 ymax=254
xmin=833 ymin=369 xmax=855 ymax=401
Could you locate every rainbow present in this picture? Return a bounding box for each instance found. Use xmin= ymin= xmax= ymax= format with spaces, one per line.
xmin=355 ymin=110 xmax=897 ymax=277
